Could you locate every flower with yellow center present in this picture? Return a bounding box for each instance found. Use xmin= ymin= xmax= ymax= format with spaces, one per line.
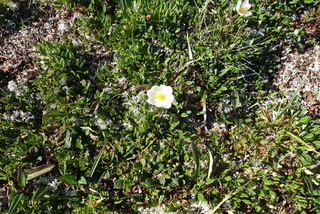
xmin=236 ymin=0 xmax=252 ymax=16
xmin=147 ymin=85 xmax=174 ymax=109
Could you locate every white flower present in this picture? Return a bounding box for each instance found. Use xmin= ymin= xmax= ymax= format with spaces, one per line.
xmin=236 ymin=0 xmax=252 ymax=16
xmin=147 ymin=85 xmax=174 ymax=109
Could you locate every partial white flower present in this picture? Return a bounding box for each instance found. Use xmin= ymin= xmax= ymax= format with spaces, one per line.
xmin=147 ymin=85 xmax=174 ymax=109
xmin=7 ymin=1 xmax=18 ymax=12
xmin=57 ymin=22 xmax=68 ymax=32
xmin=95 ymin=118 xmax=111 ymax=130
xmin=236 ymin=0 xmax=252 ymax=16
xmin=218 ymin=97 xmax=233 ymax=113
xmin=21 ymin=112 xmax=34 ymax=122
xmin=59 ymin=78 xmax=67 ymax=86
xmin=7 ymin=80 xmax=27 ymax=96
xmin=48 ymin=179 xmax=62 ymax=191
xmin=116 ymin=76 xmax=127 ymax=85
xmin=122 ymin=122 xmax=133 ymax=129
xmin=189 ymin=200 xmax=212 ymax=214
xmin=7 ymin=80 xmax=18 ymax=92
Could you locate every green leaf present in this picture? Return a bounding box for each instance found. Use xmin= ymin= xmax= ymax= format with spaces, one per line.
xmin=114 ymin=179 xmax=124 ymax=189
xmin=191 ymin=142 xmax=200 ymax=179
xmin=181 ymin=112 xmax=189 ymax=118
xmin=224 ymin=176 xmax=232 ymax=181
xmin=299 ymin=116 xmax=312 ymax=124
xmin=170 ymin=121 xmax=180 ymax=130
xmin=43 ymin=110 xmax=73 ymax=118
xmin=145 ymin=178 xmax=159 ymax=187
xmin=158 ymin=175 xmax=166 ymax=186
xmin=78 ymin=176 xmax=87 ymax=185
xmin=60 ymin=175 xmax=78 ymax=185
xmin=132 ymin=193 xmax=144 ymax=202
xmin=0 ymin=168 xmax=7 ymax=177
xmin=231 ymin=89 xmax=241 ymax=108
xmin=164 ymin=204 xmax=177 ymax=212
xmin=17 ymin=168 xmax=27 ymax=187
xmin=26 ymin=164 xmax=55 ymax=181
xmin=169 ymin=178 xmax=179 ymax=187
xmin=8 ymin=193 xmax=24 ymax=214
xmin=197 ymin=193 xmax=205 ymax=202
xmin=243 ymin=199 xmax=252 ymax=205
xmin=140 ymin=159 xmax=146 ymax=167
xmin=133 ymin=163 xmax=142 ymax=171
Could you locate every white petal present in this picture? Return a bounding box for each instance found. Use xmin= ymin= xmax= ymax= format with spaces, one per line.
xmin=243 ymin=3 xmax=251 ymax=10
xmin=160 ymin=85 xmax=173 ymax=93
xmin=162 ymin=102 xmax=172 ymax=109
xmin=148 ymin=86 xmax=159 ymax=94
xmin=154 ymin=100 xmax=165 ymax=107
xmin=147 ymin=90 xmax=156 ymax=98
xmin=243 ymin=11 xmax=252 ymax=16
xmin=147 ymin=97 xmax=156 ymax=105
xmin=166 ymin=94 xmax=174 ymax=103
xmin=236 ymin=0 xmax=242 ymax=11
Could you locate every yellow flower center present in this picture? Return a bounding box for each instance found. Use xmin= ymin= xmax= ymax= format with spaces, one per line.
xmin=155 ymin=93 xmax=166 ymax=101
xmin=239 ymin=4 xmax=247 ymax=13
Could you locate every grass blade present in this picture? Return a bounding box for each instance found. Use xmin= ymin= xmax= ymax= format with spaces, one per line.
xmin=43 ymin=110 xmax=73 ymax=118
xmin=90 ymin=147 xmax=105 ymax=177
xmin=191 ymin=142 xmax=200 ymax=179
xmin=210 ymin=181 xmax=251 ymax=213
xmin=32 ymin=186 xmax=49 ymax=200
xmin=8 ymin=193 xmax=24 ymax=214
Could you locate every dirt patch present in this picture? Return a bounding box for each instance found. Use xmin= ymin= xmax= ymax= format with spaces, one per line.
xmin=273 ymin=44 xmax=320 ymax=118
xmin=0 ymin=0 xmax=82 ymax=81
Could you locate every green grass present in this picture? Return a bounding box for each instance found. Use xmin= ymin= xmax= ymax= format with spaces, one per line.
xmin=1 ymin=0 xmax=319 ymax=213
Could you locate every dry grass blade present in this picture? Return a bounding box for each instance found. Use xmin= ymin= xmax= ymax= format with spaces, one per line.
xmin=285 ymin=130 xmax=320 ymax=156
xmin=26 ymin=164 xmax=55 ymax=181
xmin=210 ymin=181 xmax=251 ymax=213
xmin=207 ymin=149 xmax=214 ymax=179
